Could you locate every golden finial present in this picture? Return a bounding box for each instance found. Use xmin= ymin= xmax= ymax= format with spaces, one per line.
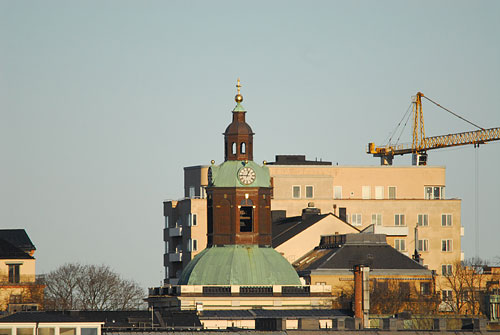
xmin=235 ymin=78 xmax=243 ymax=103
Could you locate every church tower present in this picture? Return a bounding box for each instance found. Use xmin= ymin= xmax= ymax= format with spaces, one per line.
xmin=206 ymin=79 xmax=272 ymax=247
xmin=177 ymin=80 xmax=300 ymax=286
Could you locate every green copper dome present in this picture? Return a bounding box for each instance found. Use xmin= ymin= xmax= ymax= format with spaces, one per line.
xmin=178 ymin=245 xmax=301 ymax=285
xmin=209 ymin=160 xmax=271 ymax=188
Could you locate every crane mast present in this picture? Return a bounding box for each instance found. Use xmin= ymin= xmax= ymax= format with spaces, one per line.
xmin=367 ymin=92 xmax=500 ymax=165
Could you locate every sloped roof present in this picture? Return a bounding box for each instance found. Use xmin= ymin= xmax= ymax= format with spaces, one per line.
xmin=201 ymin=309 xmax=352 ymax=319
xmin=0 ymin=239 xmax=34 ymax=259
xmin=295 ymin=234 xmax=430 ymax=275
xmin=0 ymin=229 xmax=35 ymax=252
xmin=272 ymin=213 xmax=359 ymax=248
xmin=209 ymin=160 xmax=271 ymax=188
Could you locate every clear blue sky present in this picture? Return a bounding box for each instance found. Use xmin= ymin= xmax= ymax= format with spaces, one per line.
xmin=1 ymin=1 xmax=499 ymax=289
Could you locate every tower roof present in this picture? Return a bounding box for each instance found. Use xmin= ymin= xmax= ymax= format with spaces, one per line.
xmin=209 ymin=160 xmax=270 ymax=188
xmin=178 ymin=245 xmax=301 ymax=285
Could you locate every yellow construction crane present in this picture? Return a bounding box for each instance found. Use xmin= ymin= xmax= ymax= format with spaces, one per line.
xmin=367 ymin=92 xmax=500 ymax=165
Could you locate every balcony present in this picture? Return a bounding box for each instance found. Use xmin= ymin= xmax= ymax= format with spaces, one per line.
xmin=373 ymin=225 xmax=409 ymax=236
xmin=169 ymin=252 xmax=183 ymax=262
xmin=169 ymin=227 xmax=183 ymax=237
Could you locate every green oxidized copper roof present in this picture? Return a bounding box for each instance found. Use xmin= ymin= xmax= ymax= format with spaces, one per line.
xmin=178 ymin=245 xmax=301 ymax=285
xmin=210 ymin=160 xmax=270 ymax=188
xmin=233 ymin=102 xmax=245 ymax=112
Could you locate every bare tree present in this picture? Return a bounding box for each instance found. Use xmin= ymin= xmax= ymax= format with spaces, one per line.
xmin=43 ymin=263 xmax=82 ymax=310
xmin=43 ymin=263 xmax=145 ymax=311
xmin=439 ymin=258 xmax=486 ymax=315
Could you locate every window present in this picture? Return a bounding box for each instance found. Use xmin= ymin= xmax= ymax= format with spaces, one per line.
xmin=351 ymin=213 xmax=362 ymax=226
xmin=292 ymin=186 xmax=301 ymax=199
xmin=394 ymin=239 xmax=406 ymax=251
xmin=394 ymin=214 xmax=405 ymax=226
xmin=362 ymin=186 xmax=371 ymax=199
xmin=240 ymin=142 xmax=246 ymax=154
xmin=388 ymin=186 xmax=396 ymax=199
xmin=239 ymin=206 xmax=253 ymax=232
xmin=399 ymin=282 xmax=410 ymax=300
xmin=425 ymin=186 xmax=445 ymax=199
xmin=371 ymin=213 xmax=382 ymax=226
xmin=417 ymin=214 xmax=428 ymax=226
xmin=418 ymin=239 xmax=429 ymax=252
xmin=16 ymin=329 xmax=33 ymax=335
xmin=441 ymin=239 xmax=452 ymax=252
xmin=231 ymin=142 xmax=236 ymax=155
xmin=39 ymin=329 xmax=55 ymax=335
xmin=81 ymin=329 xmax=98 ymax=335
xmin=189 ymin=186 xmax=195 ymax=198
xmin=334 ymin=186 xmax=342 ymax=199
xmin=165 ymin=216 xmax=169 ymax=228
xmin=165 ymin=265 xmax=169 ymax=279
xmin=420 ymin=282 xmax=431 ymax=295
xmin=192 ymin=213 xmax=197 ymax=226
xmin=165 ymin=241 xmax=169 ymax=253
xmin=442 ymin=264 xmax=453 ymax=276
xmin=8 ymin=264 xmax=20 ymax=283
xmin=60 ymin=329 xmax=76 ymax=335
xmin=375 ymin=186 xmax=384 ymax=199
xmin=441 ymin=214 xmax=452 ymax=226
xmin=187 ymin=239 xmax=198 ymax=252
xmin=305 ymin=185 xmax=314 ymax=199
xmin=442 ymin=290 xmax=452 ymax=301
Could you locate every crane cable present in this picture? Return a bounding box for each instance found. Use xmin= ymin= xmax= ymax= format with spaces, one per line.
xmin=421 ymin=95 xmax=485 ymax=130
xmin=385 ymin=102 xmax=413 ymax=146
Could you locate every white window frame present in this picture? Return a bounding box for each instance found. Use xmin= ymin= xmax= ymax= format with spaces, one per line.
xmin=442 ymin=290 xmax=452 ymax=301
xmin=441 ymin=214 xmax=452 ymax=226
xmin=395 ymin=239 xmax=406 ymax=251
xmin=375 ymin=186 xmax=384 ymax=199
xmin=441 ymin=264 xmax=453 ymax=276
xmin=388 ymin=186 xmax=397 ymax=200
xmin=394 ymin=213 xmax=405 ymax=226
xmin=292 ymin=185 xmax=301 ymax=199
xmin=305 ymin=185 xmax=314 ymax=199
xmin=351 ymin=213 xmax=362 ymax=226
xmin=441 ymin=239 xmax=453 ymax=252
xmin=425 ymin=186 xmax=445 ymax=199
xmin=418 ymin=239 xmax=429 ymax=252
xmin=362 ymin=186 xmax=371 ymax=200
xmin=334 ymin=186 xmax=342 ymax=200
xmin=372 ymin=213 xmax=382 ymax=226
xmin=418 ymin=214 xmax=429 ymax=226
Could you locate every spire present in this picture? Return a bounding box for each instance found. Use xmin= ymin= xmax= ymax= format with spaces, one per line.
xmin=235 ymin=78 xmax=243 ymax=103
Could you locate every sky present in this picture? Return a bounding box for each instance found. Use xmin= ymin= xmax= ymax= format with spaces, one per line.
xmin=1 ymin=1 xmax=499 ymax=290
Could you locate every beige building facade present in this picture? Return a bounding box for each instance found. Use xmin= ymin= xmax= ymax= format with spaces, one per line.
xmin=163 ymin=160 xmax=463 ymax=293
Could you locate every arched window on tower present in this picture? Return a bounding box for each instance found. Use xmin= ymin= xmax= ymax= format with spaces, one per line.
xmin=232 ymin=142 xmax=236 ymax=155
xmin=240 ymin=142 xmax=246 ymax=154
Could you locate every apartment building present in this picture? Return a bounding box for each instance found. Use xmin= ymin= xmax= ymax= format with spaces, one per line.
xmin=163 ymin=156 xmax=463 ymax=291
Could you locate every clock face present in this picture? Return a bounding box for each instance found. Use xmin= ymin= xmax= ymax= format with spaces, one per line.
xmin=238 ymin=166 xmax=256 ymax=185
